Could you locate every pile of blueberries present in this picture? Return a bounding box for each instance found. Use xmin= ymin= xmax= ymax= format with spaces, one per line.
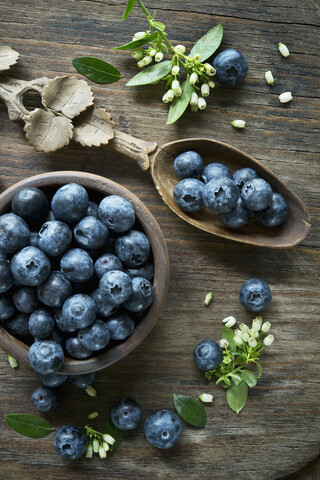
xmin=0 ymin=182 xmax=155 ymax=409
xmin=173 ymin=151 xmax=288 ymax=228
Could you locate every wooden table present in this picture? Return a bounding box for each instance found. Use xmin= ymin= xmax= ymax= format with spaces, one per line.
xmin=0 ymin=1 xmax=319 ymax=479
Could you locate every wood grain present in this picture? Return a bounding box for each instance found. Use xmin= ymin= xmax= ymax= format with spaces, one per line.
xmin=0 ymin=1 xmax=319 ymax=479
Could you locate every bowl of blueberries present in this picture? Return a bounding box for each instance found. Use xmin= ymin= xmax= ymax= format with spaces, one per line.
xmin=0 ymin=171 xmax=169 ymax=376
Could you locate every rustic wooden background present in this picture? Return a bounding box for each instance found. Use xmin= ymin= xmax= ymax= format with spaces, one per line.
xmin=0 ymin=1 xmax=319 ymax=479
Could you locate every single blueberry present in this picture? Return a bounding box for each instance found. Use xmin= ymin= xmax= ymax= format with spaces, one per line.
xmin=6 ymin=313 xmax=30 ymax=337
xmin=28 ymin=309 xmax=55 ymax=339
xmin=91 ymin=289 xmax=119 ymax=318
xmin=239 ymin=278 xmax=272 ymax=312
xmin=99 ymin=270 xmax=132 ymax=305
xmin=173 ymin=151 xmax=204 ymax=179
xmin=94 ymin=253 xmax=123 ymax=279
xmin=144 ymin=409 xmax=182 ymax=449
xmin=0 ymin=294 xmax=15 ymax=320
xmin=255 ymin=192 xmax=288 ymax=227
xmin=78 ymin=319 xmax=110 ymax=351
xmin=51 ymin=183 xmax=89 ymax=224
xmin=0 ymin=213 xmax=30 ymax=254
xmin=173 ymin=178 xmax=204 ymax=212
xmin=13 ymin=287 xmax=38 ymax=313
xmin=31 ymin=385 xmax=58 ymax=412
xmin=60 ymin=248 xmax=94 ymax=283
xmin=98 ymin=195 xmax=135 ymax=233
xmin=69 ymin=372 xmax=95 ymax=389
xmin=28 ymin=340 xmax=64 ymax=374
xmin=37 ymin=372 xmax=68 ymax=388
xmin=38 ymin=221 xmax=72 ymax=257
xmin=203 ymin=178 xmax=239 ymax=213
xmin=105 ymin=313 xmax=135 ymax=341
xmin=125 ymin=262 xmax=154 ymax=282
xmin=111 ymin=398 xmax=142 ymax=431
xmin=74 ymin=216 xmax=108 ymax=250
xmin=37 ymin=271 xmax=72 ymax=308
xmin=193 ymin=339 xmax=223 ymax=370
xmin=123 ymin=276 xmax=154 ymax=313
xmin=233 ymin=167 xmax=258 ymax=190
xmin=212 ymin=48 xmax=248 ymax=86
xmin=115 ymin=230 xmax=151 ymax=268
xmin=241 ymin=178 xmax=273 ymax=211
xmin=11 ymin=187 xmax=48 ymax=222
xmin=0 ymin=257 xmax=14 ymax=293
xmin=53 ymin=425 xmax=87 ymax=460
xmin=61 ymin=294 xmax=97 ymax=331
xmin=65 ymin=337 xmax=92 ymax=359
xmin=201 ymin=163 xmax=232 ymax=183
xmin=219 ymin=196 xmax=253 ymax=227
xmin=85 ymin=201 xmax=99 ymax=218
xmin=10 ymin=246 xmax=51 ymax=287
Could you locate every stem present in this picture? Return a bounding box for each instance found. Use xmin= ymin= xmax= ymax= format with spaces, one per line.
xmin=136 ymin=0 xmax=151 ymax=18
xmin=136 ymin=0 xmax=175 ymax=53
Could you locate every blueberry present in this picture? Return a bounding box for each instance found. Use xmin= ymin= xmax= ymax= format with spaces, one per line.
xmin=31 ymin=385 xmax=58 ymax=412
xmin=61 ymin=294 xmax=97 ymax=332
xmin=212 ymin=48 xmax=248 ymax=86
xmin=115 ymin=230 xmax=151 ymax=268
xmin=241 ymin=178 xmax=273 ymax=211
xmin=125 ymin=262 xmax=154 ymax=282
xmin=85 ymin=201 xmax=99 ymax=218
xmin=60 ymin=248 xmax=94 ymax=283
xmin=28 ymin=340 xmax=64 ymax=374
xmin=28 ymin=309 xmax=55 ymax=339
xmin=123 ymin=277 xmax=154 ymax=313
xmin=53 ymin=425 xmax=87 ymax=460
xmin=0 ymin=257 xmax=14 ymax=293
xmin=38 ymin=221 xmax=72 ymax=257
xmin=233 ymin=167 xmax=258 ymax=190
xmin=201 ymin=163 xmax=232 ymax=183
xmin=105 ymin=313 xmax=135 ymax=341
xmin=51 ymin=183 xmax=89 ymax=224
xmin=78 ymin=319 xmax=110 ymax=351
xmin=98 ymin=195 xmax=135 ymax=233
xmin=0 ymin=213 xmax=30 ymax=254
xmin=94 ymin=253 xmax=123 ymax=279
xmin=50 ymin=329 xmax=65 ymax=348
xmin=111 ymin=398 xmax=142 ymax=431
xmin=10 ymin=246 xmax=51 ymax=287
xmin=255 ymin=192 xmax=288 ymax=227
xmin=193 ymin=339 xmax=223 ymax=370
xmin=173 ymin=151 xmax=203 ymax=179
xmin=11 ymin=187 xmax=48 ymax=222
xmin=69 ymin=372 xmax=95 ymax=389
xmin=99 ymin=270 xmax=132 ymax=305
xmin=219 ymin=196 xmax=253 ymax=227
xmin=74 ymin=216 xmax=108 ymax=250
xmin=173 ymin=178 xmax=204 ymax=212
xmin=37 ymin=271 xmax=72 ymax=308
xmin=37 ymin=372 xmax=68 ymax=388
xmin=0 ymin=294 xmax=15 ymax=320
xmin=65 ymin=337 xmax=92 ymax=359
xmin=91 ymin=289 xmax=118 ymax=318
xmin=28 ymin=232 xmax=39 ymax=247
xmin=144 ymin=409 xmax=182 ymax=449
xmin=203 ymin=178 xmax=239 ymax=213
xmin=239 ymin=278 xmax=272 ymax=312
xmin=6 ymin=313 xmax=30 ymax=336
xmin=13 ymin=287 xmax=38 ymax=313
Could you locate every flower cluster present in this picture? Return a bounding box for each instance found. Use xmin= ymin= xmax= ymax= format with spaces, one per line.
xmin=85 ymin=425 xmax=115 ymax=459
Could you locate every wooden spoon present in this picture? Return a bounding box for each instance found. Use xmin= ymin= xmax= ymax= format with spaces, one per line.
xmin=109 ymin=132 xmax=311 ymax=249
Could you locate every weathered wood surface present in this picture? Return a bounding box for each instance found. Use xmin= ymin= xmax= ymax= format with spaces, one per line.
xmin=0 ymin=1 xmax=319 ymax=479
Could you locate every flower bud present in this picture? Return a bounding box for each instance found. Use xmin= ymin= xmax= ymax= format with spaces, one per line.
xmin=191 ymin=104 xmax=198 ymax=113
xmin=240 ymin=323 xmax=249 ymax=332
xmin=86 ymin=445 xmax=93 ymax=458
xmin=143 ymin=55 xmax=152 ymax=66
xmin=265 ymin=70 xmax=274 ymax=86
xmin=172 ymin=65 xmax=180 ymax=76
xmin=99 ymin=447 xmax=107 ymax=458
xmin=190 ymin=92 xmax=199 ymax=106
xmin=87 ymin=411 xmax=99 ymax=420
xmin=149 ymin=49 xmax=156 ymax=57
xmin=241 ymin=331 xmax=250 ymax=342
xmin=132 ymin=48 xmax=144 ymax=61
xmin=172 ymin=80 xmax=182 ymax=96
xmin=234 ymin=335 xmax=243 ymax=346
xmin=201 ymin=83 xmax=210 ymax=97
xmin=92 ymin=439 xmax=100 ymax=453
xmin=279 ymin=91 xmax=293 ymax=103
xmin=248 ymin=337 xmax=257 ymax=348
xmin=199 ymin=393 xmax=213 ymax=403
xmin=261 ymin=321 xmax=271 ymax=333
xmin=8 ymin=355 xmax=18 ymax=369
xmin=219 ymin=338 xmax=229 ymax=349
xmin=166 ymin=89 xmax=175 ymax=102
xmin=264 ymin=334 xmax=274 ymax=346
xmin=223 ymin=316 xmax=236 ymax=328
xmin=103 ymin=442 xmax=110 ymax=452
xmin=231 ymin=119 xmax=246 ymax=128
xmin=278 ymin=42 xmax=290 ymax=57
xmin=175 ymin=45 xmax=186 ymax=54
xmin=204 ymin=63 xmax=216 ymax=76
xmin=162 ymin=92 xmax=169 ymax=104
xmin=204 ymin=291 xmax=213 ymax=306
xmin=235 ymin=329 xmax=242 ymax=337
xmin=155 ymin=51 xmax=164 ymax=62
xmin=208 ymin=80 xmax=215 ymax=88
xmin=249 ymin=328 xmax=259 ymax=339
xmin=134 ymin=31 xmax=146 ymax=40
xmin=85 ymin=386 xmax=97 ymax=397
xmin=103 ymin=434 xmax=115 ymax=445
xmin=193 ymin=53 xmax=201 ymax=61
xmin=252 ymin=317 xmax=262 ymax=331
xmin=189 ymin=72 xmax=199 ymax=85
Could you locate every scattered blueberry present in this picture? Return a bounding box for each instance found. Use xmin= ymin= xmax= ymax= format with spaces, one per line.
xmin=99 ymin=270 xmax=132 ymax=305
xmin=37 ymin=372 xmax=68 ymax=388
xmin=219 ymin=196 xmax=253 ymax=227
xmin=61 ymin=294 xmax=97 ymax=332
xmin=0 ymin=213 xmax=30 ymax=254
xmin=193 ymin=339 xmax=223 ymax=370
xmin=74 ymin=216 xmax=108 ymax=250
xmin=38 ymin=221 xmax=72 ymax=257
xmin=94 ymin=253 xmax=123 ymax=279
xmin=11 ymin=187 xmax=48 ymax=222
xmin=78 ymin=319 xmax=110 ymax=351
xmin=69 ymin=372 xmax=95 ymax=389
xmin=212 ymin=48 xmax=248 ymax=86
xmin=31 ymin=385 xmax=58 ymax=412
xmin=123 ymin=277 xmax=154 ymax=313
xmin=173 ymin=151 xmax=203 ymax=179
xmin=0 ymin=257 xmax=14 ymax=293
xmin=201 ymin=163 xmax=232 ymax=183
xmin=233 ymin=167 xmax=258 ymax=190
xmin=28 ymin=340 xmax=64 ymax=374
xmin=203 ymin=178 xmax=239 ymax=213
xmin=51 ymin=183 xmax=89 ymax=224
xmin=60 ymin=248 xmax=94 ymax=283
xmin=65 ymin=337 xmax=92 ymax=359
xmin=115 ymin=230 xmax=151 ymax=269
xmin=239 ymin=278 xmax=272 ymax=312
xmin=173 ymin=178 xmax=204 ymax=212
xmin=10 ymin=246 xmax=51 ymax=286
xmin=13 ymin=287 xmax=38 ymax=313
xmin=91 ymin=289 xmax=118 ymax=318
xmin=255 ymin=192 xmax=288 ymax=227
xmin=144 ymin=409 xmax=182 ymax=449
xmin=28 ymin=309 xmax=55 ymax=339
xmin=105 ymin=313 xmax=135 ymax=341
xmin=241 ymin=178 xmax=273 ymax=211
xmin=0 ymin=294 xmax=15 ymax=320
xmin=98 ymin=195 xmax=135 ymax=233
xmin=125 ymin=262 xmax=154 ymax=282
xmin=6 ymin=313 xmax=30 ymax=337
xmin=111 ymin=398 xmax=142 ymax=431
xmin=53 ymin=425 xmax=87 ymax=460
xmin=37 ymin=271 xmax=72 ymax=308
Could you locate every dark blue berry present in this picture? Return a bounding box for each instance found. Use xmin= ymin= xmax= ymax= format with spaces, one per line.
xmin=203 ymin=178 xmax=239 ymax=213
xmin=13 ymin=287 xmax=38 ymax=313
xmin=125 ymin=262 xmax=154 ymax=281
xmin=28 ymin=232 xmax=39 ymax=247
xmin=28 ymin=309 xmax=55 ymax=339
xmin=255 ymin=193 xmax=288 ymax=227
xmin=31 ymin=385 xmax=58 ymax=412
xmin=85 ymin=201 xmax=99 ymax=218
xmin=78 ymin=319 xmax=110 ymax=351
xmin=0 ymin=257 xmax=14 ymax=293
xmin=201 ymin=163 xmax=232 ymax=183
xmin=61 ymin=294 xmax=97 ymax=332
xmin=69 ymin=372 xmax=95 ymax=389
xmin=173 ymin=151 xmax=203 ymax=179
xmin=50 ymin=329 xmax=65 ymax=348
xmin=99 ymin=270 xmax=132 ymax=305
xmin=28 ymin=340 xmax=64 ymax=374
xmin=74 ymin=216 xmax=108 ymax=250
xmin=6 ymin=313 xmax=30 ymax=336
xmin=37 ymin=271 xmax=72 ymax=308
xmin=51 ymin=183 xmax=89 ymax=224
xmin=53 ymin=425 xmax=87 ymax=460
xmin=0 ymin=294 xmax=15 ymax=320
xmin=60 ymin=248 xmax=94 ymax=283
xmin=37 ymin=372 xmax=68 ymax=388
xmin=11 ymin=187 xmax=48 ymax=222
xmin=173 ymin=178 xmax=204 ymax=212
xmin=219 ymin=196 xmax=253 ymax=227
xmin=233 ymin=167 xmax=258 ymax=190
xmin=115 ymin=230 xmax=151 ymax=268
xmin=105 ymin=313 xmax=135 ymax=341
xmin=144 ymin=410 xmax=182 ymax=449
xmin=65 ymin=337 xmax=92 ymax=359
xmin=239 ymin=278 xmax=272 ymax=312
xmin=91 ymin=289 xmax=118 ymax=318
xmin=38 ymin=221 xmax=72 ymax=257
xmin=111 ymin=398 xmax=142 ymax=431
xmin=98 ymin=195 xmax=135 ymax=233
xmin=94 ymin=253 xmax=123 ymax=279
xmin=241 ymin=178 xmax=273 ymax=211
xmin=10 ymin=246 xmax=51 ymax=287
xmin=123 ymin=277 xmax=154 ymax=313
xmin=0 ymin=213 xmax=30 ymax=254
xmin=193 ymin=339 xmax=223 ymax=370
xmin=212 ymin=48 xmax=248 ymax=86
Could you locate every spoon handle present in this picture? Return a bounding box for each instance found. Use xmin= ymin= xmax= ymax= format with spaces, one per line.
xmin=109 ymin=129 xmax=158 ymax=172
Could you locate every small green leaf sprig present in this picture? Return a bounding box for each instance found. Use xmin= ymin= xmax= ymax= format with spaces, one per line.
xmin=206 ymin=315 xmax=274 ymax=414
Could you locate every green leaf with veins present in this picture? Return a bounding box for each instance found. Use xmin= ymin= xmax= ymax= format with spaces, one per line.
xmin=122 ymin=0 xmax=136 ymax=22
xmin=166 ymin=80 xmax=193 ymax=125
xmin=4 ymin=414 xmax=54 ymax=438
xmin=72 ymin=57 xmax=122 ymax=84
xmin=226 ymin=380 xmax=248 ymax=414
xmin=126 ymin=60 xmax=172 ymax=86
xmin=240 ymin=369 xmax=258 ymax=388
xmin=114 ymin=32 xmax=159 ymax=50
xmin=190 ymin=24 xmax=223 ymax=62
xmin=173 ymin=394 xmax=207 ymax=427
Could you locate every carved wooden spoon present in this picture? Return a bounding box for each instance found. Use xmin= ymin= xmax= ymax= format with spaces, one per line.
xmin=109 ymin=132 xmax=311 ymax=249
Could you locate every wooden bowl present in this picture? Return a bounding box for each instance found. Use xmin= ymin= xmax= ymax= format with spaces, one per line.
xmin=0 ymin=171 xmax=169 ymax=374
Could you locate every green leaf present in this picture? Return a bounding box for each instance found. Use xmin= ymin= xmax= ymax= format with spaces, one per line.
xmin=229 ymin=373 xmax=243 ymax=386
xmin=104 ymin=416 xmax=124 ymax=452
xmin=190 ymin=24 xmax=223 ymax=62
xmin=255 ymin=361 xmax=263 ymax=378
xmin=166 ymin=80 xmax=193 ymax=125
xmin=152 ymin=20 xmax=166 ymax=31
xmin=226 ymin=381 xmax=248 ymax=414
xmin=4 ymin=414 xmax=54 ymax=438
xmin=72 ymin=57 xmax=122 ymax=84
xmin=240 ymin=369 xmax=257 ymax=388
xmin=121 ymin=0 xmax=136 ymax=22
xmin=114 ymin=32 xmax=159 ymax=50
xmin=221 ymin=326 xmax=237 ymax=352
xmin=126 ymin=60 xmax=172 ymax=86
xmin=173 ymin=394 xmax=207 ymax=427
